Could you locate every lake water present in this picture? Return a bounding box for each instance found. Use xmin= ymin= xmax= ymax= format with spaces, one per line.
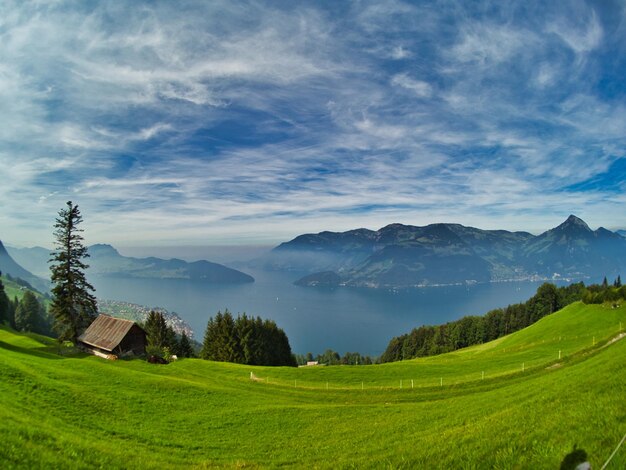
xmin=90 ymin=269 xmax=549 ymax=356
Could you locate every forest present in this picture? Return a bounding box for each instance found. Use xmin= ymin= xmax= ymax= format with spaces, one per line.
xmin=380 ymin=277 xmax=624 ymax=363
xmin=200 ymin=310 xmax=296 ymax=366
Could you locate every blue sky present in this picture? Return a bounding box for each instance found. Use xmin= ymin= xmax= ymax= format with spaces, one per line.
xmin=1 ymin=0 xmax=626 ymax=248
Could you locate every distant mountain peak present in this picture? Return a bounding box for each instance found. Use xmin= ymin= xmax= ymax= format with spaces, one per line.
xmin=88 ymin=244 xmax=121 ymax=256
xmin=556 ymin=215 xmax=592 ymax=233
xmin=380 ymin=223 xmax=409 ymax=230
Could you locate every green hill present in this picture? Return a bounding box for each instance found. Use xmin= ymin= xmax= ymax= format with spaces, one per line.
xmin=1 ymin=274 xmax=48 ymax=305
xmin=1 ymin=302 xmax=625 ymax=468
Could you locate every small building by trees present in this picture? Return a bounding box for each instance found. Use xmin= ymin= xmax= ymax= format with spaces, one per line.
xmin=78 ymin=314 xmax=146 ymax=360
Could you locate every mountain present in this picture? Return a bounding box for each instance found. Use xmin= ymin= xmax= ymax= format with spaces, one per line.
xmin=4 ymin=245 xmax=51 ymax=278
xmin=0 ymin=241 xmax=49 ymax=292
xmin=8 ymin=243 xmax=254 ymax=284
xmin=87 ymin=244 xmax=254 ymax=282
xmin=618 ymin=230 xmax=626 ymax=238
xmin=267 ymin=215 xmax=626 ymax=288
xmin=522 ymin=215 xmax=625 ymax=278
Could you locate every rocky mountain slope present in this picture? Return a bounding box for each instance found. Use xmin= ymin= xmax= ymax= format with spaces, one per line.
xmin=266 ymin=215 xmax=626 ymax=288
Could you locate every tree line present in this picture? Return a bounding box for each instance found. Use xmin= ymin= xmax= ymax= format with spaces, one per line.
xmin=295 ymin=350 xmax=375 ymax=366
xmin=582 ymin=276 xmax=625 ymax=304
xmin=200 ymin=310 xmax=296 ymax=366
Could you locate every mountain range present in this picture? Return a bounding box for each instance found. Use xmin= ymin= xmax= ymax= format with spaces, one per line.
xmin=264 ymin=215 xmax=626 ymax=288
xmin=3 ymin=216 xmax=625 ymax=291
xmin=4 ymin=243 xmax=254 ymax=285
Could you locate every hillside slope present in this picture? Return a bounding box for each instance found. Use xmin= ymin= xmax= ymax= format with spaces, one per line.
xmin=0 ymin=241 xmax=48 ymax=292
xmin=1 ymin=302 xmax=625 ymax=468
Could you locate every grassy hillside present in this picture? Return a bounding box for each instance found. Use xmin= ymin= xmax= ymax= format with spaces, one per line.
xmin=0 ymin=302 xmax=625 ymax=468
xmin=1 ymin=275 xmax=48 ymax=304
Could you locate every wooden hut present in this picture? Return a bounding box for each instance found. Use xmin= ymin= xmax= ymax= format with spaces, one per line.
xmin=78 ymin=314 xmax=147 ymax=360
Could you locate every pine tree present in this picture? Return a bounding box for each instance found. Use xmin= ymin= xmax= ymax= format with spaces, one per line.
xmin=615 ymin=275 xmax=622 ymax=288
xmin=0 ymin=272 xmax=9 ymax=325
xmin=178 ymin=332 xmax=195 ymax=358
xmin=14 ymin=291 xmax=42 ymax=333
xmin=144 ymin=310 xmax=168 ymax=349
xmin=200 ymin=311 xmax=222 ymax=361
xmin=8 ymin=296 xmax=18 ymax=329
xmin=49 ymin=201 xmax=98 ymax=342
xmin=602 ymin=276 xmax=609 ymax=289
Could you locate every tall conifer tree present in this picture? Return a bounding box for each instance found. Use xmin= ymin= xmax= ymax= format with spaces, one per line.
xmin=144 ymin=310 xmax=169 ymax=349
xmin=49 ymin=201 xmax=98 ymax=342
xmin=178 ymin=332 xmax=195 ymax=358
xmin=14 ymin=291 xmax=43 ymax=333
xmin=0 ymin=272 xmax=10 ymax=325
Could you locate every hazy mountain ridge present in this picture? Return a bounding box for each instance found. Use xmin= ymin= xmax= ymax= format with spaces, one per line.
xmin=7 ymin=243 xmax=254 ymax=284
xmin=0 ymin=241 xmax=49 ymax=292
xmin=270 ymin=215 xmax=626 ymax=288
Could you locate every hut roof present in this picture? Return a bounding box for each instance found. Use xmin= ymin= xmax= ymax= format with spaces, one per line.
xmin=78 ymin=315 xmax=143 ymax=352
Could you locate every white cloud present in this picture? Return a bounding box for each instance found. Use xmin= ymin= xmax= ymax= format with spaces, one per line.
xmin=449 ymin=24 xmax=528 ymax=65
xmin=391 ymin=73 xmax=432 ymax=97
xmin=533 ymin=63 xmax=558 ymax=87
xmin=390 ymin=46 xmax=411 ymax=59
xmin=547 ymin=10 xmax=603 ymax=54
xmin=1 ymin=1 xmax=625 ymax=248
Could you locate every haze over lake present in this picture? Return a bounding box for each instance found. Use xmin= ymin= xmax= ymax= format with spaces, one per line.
xmin=90 ymin=263 xmax=549 ymax=356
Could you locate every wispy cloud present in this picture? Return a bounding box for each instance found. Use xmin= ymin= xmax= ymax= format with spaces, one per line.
xmin=1 ymin=0 xmax=626 ymax=248
xmin=391 ymin=73 xmax=432 ymax=97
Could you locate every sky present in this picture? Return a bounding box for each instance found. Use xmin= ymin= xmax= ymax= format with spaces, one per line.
xmin=1 ymin=0 xmax=626 ymax=249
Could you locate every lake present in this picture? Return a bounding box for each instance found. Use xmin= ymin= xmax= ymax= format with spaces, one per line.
xmin=90 ymin=269 xmax=550 ymax=356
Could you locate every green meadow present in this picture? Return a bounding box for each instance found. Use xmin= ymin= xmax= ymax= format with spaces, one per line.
xmin=1 ymin=301 xmax=625 ymax=468
xmin=1 ymin=275 xmax=47 ymax=304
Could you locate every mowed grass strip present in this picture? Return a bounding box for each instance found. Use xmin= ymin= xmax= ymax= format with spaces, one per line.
xmin=0 ymin=301 xmax=624 ymax=468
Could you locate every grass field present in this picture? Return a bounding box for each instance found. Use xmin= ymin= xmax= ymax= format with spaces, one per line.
xmin=1 ymin=301 xmax=625 ymax=468
xmin=1 ymin=275 xmax=48 ymax=305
